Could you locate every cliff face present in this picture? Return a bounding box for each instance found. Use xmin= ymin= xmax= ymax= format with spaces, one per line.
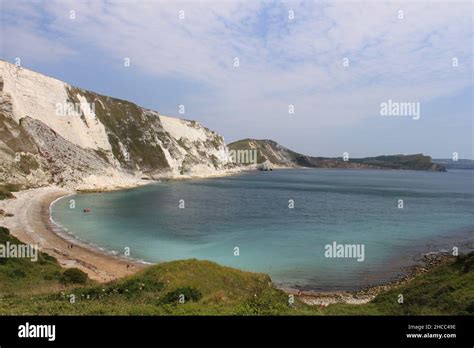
xmin=228 ymin=139 xmax=447 ymax=172
xmin=0 ymin=61 xmax=233 ymax=189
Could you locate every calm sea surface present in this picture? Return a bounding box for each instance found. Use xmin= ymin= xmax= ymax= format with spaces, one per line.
xmin=51 ymin=169 xmax=474 ymax=290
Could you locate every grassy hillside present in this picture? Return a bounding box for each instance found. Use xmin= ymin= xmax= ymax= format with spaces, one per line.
xmin=0 ymin=226 xmax=313 ymax=315
xmin=0 ymin=227 xmax=91 ymax=296
xmin=351 ymin=154 xmax=445 ymax=171
xmin=227 ymin=138 xmax=287 ymax=165
xmin=228 ymin=139 xmax=446 ymax=171
xmin=0 ymin=226 xmax=472 ymax=315
xmin=326 ymin=251 xmax=474 ymax=315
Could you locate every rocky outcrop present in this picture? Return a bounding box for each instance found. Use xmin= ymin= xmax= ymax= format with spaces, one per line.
xmin=0 ymin=60 xmax=235 ymax=189
xmin=228 ymin=139 xmax=446 ymax=172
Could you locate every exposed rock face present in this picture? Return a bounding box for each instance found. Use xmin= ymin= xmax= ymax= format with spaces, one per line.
xmin=0 ymin=60 xmax=234 ymax=189
xmin=258 ymin=161 xmax=273 ymax=171
xmin=228 ymin=139 xmax=447 ymax=172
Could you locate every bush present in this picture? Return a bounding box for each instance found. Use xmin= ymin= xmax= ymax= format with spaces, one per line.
xmin=466 ymin=301 xmax=474 ymax=314
xmin=73 ymin=278 xmax=165 ymax=301
xmin=38 ymin=253 xmax=59 ymax=265
xmin=0 ymin=257 xmax=8 ymax=265
xmin=461 ymin=254 xmax=474 ymax=273
xmin=3 ymin=183 xmax=22 ymax=192
xmin=0 ymin=226 xmax=10 ymax=236
xmin=43 ymin=270 xmax=62 ymax=281
xmin=0 ymin=184 xmax=22 ymax=200
xmin=61 ymin=268 xmax=88 ymax=284
xmin=159 ymin=287 xmax=202 ymax=304
xmin=0 ymin=187 xmax=14 ymax=200
xmin=7 ymin=268 xmax=26 ymax=279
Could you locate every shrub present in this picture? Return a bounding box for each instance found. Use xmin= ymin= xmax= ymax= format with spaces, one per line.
xmin=74 ymin=278 xmax=165 ymax=301
xmin=7 ymin=268 xmax=26 ymax=279
xmin=466 ymin=301 xmax=474 ymax=313
xmin=43 ymin=270 xmax=62 ymax=281
xmin=0 ymin=226 xmax=10 ymax=236
xmin=61 ymin=268 xmax=88 ymax=284
xmin=0 ymin=257 xmax=8 ymax=265
xmin=3 ymin=183 xmax=22 ymax=192
xmin=159 ymin=287 xmax=202 ymax=304
xmin=0 ymin=187 xmax=14 ymax=200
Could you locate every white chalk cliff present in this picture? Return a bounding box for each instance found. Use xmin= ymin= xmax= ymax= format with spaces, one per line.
xmin=0 ymin=60 xmax=234 ymax=190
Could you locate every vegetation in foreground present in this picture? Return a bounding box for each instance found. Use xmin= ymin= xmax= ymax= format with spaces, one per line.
xmin=0 ymin=226 xmax=472 ymax=315
xmin=0 ymin=183 xmax=21 ymax=200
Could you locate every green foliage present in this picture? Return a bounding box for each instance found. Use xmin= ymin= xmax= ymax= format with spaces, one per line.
xmin=227 ymin=139 xmax=273 ymax=164
xmin=0 ymin=223 xmax=472 ymax=316
xmin=0 ymin=226 xmax=10 ymax=236
xmin=228 ymin=139 xmax=445 ymax=171
xmin=455 ymin=252 xmax=474 ymax=273
xmin=351 ymin=154 xmax=440 ymax=170
xmin=67 ymin=87 xmax=169 ymax=171
xmin=0 ymin=227 xmax=67 ymax=296
xmin=71 ymin=277 xmax=165 ymax=301
xmin=16 ymin=154 xmax=40 ymax=174
xmin=61 ymin=268 xmax=88 ymax=284
xmin=0 ymin=183 xmax=23 ymax=200
xmin=239 ymin=288 xmax=293 ymax=315
xmin=159 ymin=287 xmax=202 ymax=304
xmin=0 ymin=186 xmax=15 ymax=200
xmin=325 ymin=252 xmax=474 ymax=315
xmin=7 ymin=268 xmax=26 ymax=279
xmin=2 ymin=183 xmax=22 ymax=192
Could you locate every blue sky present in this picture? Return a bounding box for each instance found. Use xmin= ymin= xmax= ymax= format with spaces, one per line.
xmin=1 ymin=0 xmax=473 ymax=158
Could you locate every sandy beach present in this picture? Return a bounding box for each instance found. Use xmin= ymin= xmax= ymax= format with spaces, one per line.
xmin=0 ymin=186 xmax=147 ymax=282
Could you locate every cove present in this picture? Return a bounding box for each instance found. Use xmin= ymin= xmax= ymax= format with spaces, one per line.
xmin=51 ymin=168 xmax=474 ymax=291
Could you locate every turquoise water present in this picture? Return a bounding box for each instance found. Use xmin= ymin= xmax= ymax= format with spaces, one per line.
xmin=51 ymin=169 xmax=474 ymax=290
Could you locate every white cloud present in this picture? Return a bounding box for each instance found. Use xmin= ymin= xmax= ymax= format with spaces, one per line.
xmin=1 ymin=0 xmax=472 ymax=155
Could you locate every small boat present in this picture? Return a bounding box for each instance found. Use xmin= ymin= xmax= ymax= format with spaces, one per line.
xmin=83 ymin=208 xmax=91 ymax=213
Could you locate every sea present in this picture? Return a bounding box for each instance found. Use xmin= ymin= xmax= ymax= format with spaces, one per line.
xmin=51 ymin=169 xmax=474 ymax=291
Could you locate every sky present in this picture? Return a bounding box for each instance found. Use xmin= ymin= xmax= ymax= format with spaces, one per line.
xmin=1 ymin=0 xmax=473 ymax=158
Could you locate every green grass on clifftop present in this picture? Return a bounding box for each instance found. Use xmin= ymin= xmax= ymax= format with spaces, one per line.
xmin=0 ymin=226 xmax=472 ymax=315
xmin=0 ymin=226 xmax=312 ymax=315
xmin=327 ymin=252 xmax=474 ymax=315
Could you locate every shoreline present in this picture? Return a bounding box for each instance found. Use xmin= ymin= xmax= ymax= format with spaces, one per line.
xmin=283 ymin=251 xmax=460 ymax=306
xmin=0 ymin=186 xmax=147 ymax=282
xmin=48 ymin=194 xmax=155 ymax=266
xmin=0 ymin=170 xmax=241 ymax=281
